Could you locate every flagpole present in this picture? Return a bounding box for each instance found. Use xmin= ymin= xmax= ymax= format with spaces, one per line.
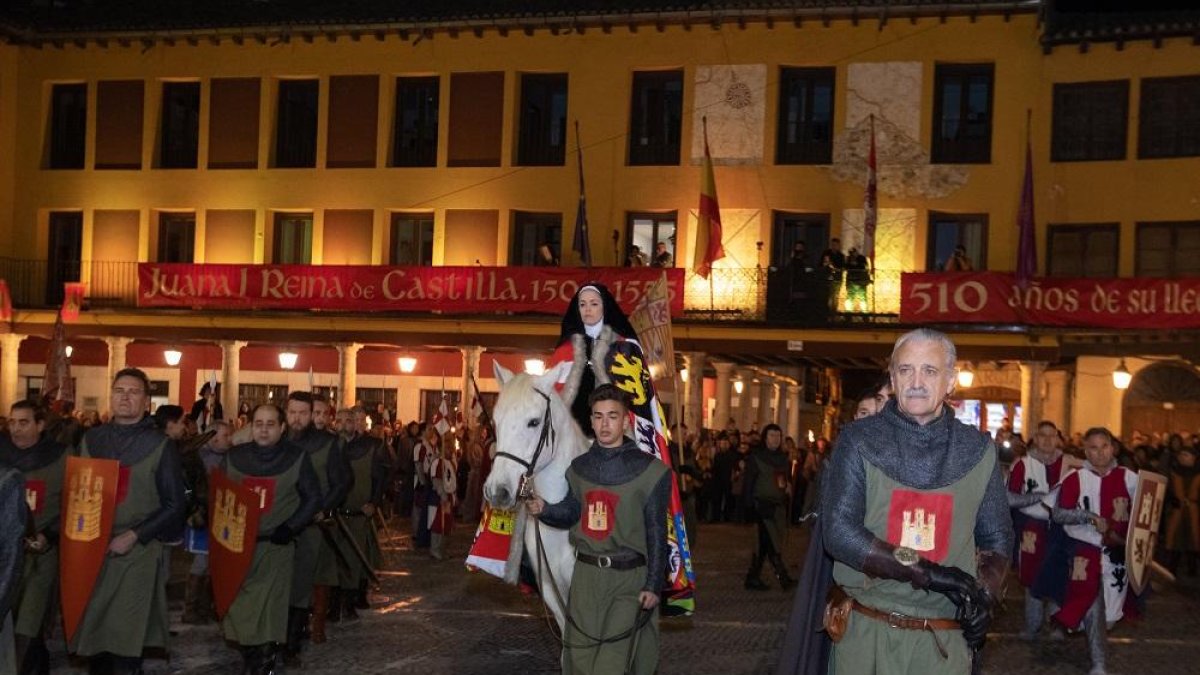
xmin=702 ymin=116 xmax=716 ymax=319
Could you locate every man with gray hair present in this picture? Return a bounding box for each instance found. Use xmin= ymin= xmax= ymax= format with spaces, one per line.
xmin=822 ymin=328 xmax=1012 ymax=673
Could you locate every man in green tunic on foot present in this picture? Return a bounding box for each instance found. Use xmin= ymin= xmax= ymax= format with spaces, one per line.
xmin=821 ymin=329 xmax=1012 ymax=674
xmin=742 ymin=423 xmax=797 ymax=591
xmin=528 ymin=384 xmax=671 ymax=675
xmin=74 ymin=367 xmax=187 ymax=675
xmin=331 ymin=408 xmax=385 ymax=627
xmin=223 ymin=404 xmax=321 ymax=675
xmin=281 ymin=392 xmax=349 ymax=665
xmin=0 ymin=399 xmax=68 ymax=674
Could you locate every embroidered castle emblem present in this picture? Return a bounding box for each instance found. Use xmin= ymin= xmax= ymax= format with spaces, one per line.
xmin=900 ymin=508 xmax=937 ymax=551
xmin=212 ymin=488 xmax=248 ymax=554
xmin=1111 ymin=497 xmax=1130 ymax=522
xmin=487 ymin=508 xmax=515 ymax=536
xmin=25 ymin=479 xmax=46 ymax=516
xmin=65 ymin=467 xmax=104 ymax=543
xmin=1021 ymin=530 xmax=1039 ymax=554
xmin=589 ymin=502 xmax=609 ymax=532
xmin=581 ymin=489 xmax=620 ymax=541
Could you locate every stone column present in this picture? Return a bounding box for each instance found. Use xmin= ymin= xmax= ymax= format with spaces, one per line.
xmin=1019 ymin=361 xmax=1048 ymax=436
xmin=337 ymin=343 xmax=363 ymax=409
xmin=683 ymin=352 xmax=705 ymax=432
xmin=220 ymin=340 xmax=246 ymax=418
xmin=0 ymin=333 xmax=28 ymax=414
xmin=461 ymin=345 xmax=483 ymax=427
xmin=713 ymin=362 xmax=735 ymax=432
xmin=757 ymin=376 xmax=775 ymax=428
xmin=105 ymin=336 xmax=133 ymax=388
xmin=738 ymin=368 xmax=757 ymax=431
xmin=1043 ymin=369 xmax=1072 ymax=434
xmin=786 ymin=383 xmax=802 ymax=443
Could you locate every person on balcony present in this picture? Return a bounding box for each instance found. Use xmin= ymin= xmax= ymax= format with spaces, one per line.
xmin=844 ymin=247 xmax=872 ymax=312
xmin=944 ymin=245 xmax=974 ymax=272
xmin=651 ymin=241 xmax=673 ymax=268
xmin=626 ymin=245 xmax=648 ymax=267
xmin=821 ymin=238 xmax=845 ymax=313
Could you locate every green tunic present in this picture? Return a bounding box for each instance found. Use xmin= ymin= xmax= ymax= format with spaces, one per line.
xmin=829 ymin=449 xmax=996 ymax=675
xmin=292 ymin=433 xmax=336 ymax=603
xmin=13 ymin=446 xmax=67 ymax=638
xmin=222 ymin=451 xmax=304 ymax=646
xmin=73 ymin=439 xmax=171 ymax=658
xmin=564 ymin=458 xmax=668 ymax=675
xmin=750 ymin=451 xmax=790 ymax=553
xmin=336 ymin=444 xmax=382 ymax=589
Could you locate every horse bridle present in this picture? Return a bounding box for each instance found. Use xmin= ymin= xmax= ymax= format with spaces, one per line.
xmin=493 ymin=387 xmax=556 ymax=500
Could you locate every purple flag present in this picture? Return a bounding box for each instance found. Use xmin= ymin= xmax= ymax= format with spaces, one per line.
xmin=863 ymin=115 xmax=877 ymax=264
xmin=1016 ymin=141 xmax=1037 ymax=287
xmin=571 ymin=121 xmax=592 ymax=266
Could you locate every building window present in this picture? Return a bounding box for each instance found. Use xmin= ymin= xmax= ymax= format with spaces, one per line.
xmin=157 ymin=213 xmax=195 ymax=263
xmin=239 ymin=384 xmax=290 ymax=409
xmin=420 ymin=390 xmax=461 ymax=425
xmin=95 ymin=80 xmax=144 ymax=170
xmin=510 ymin=212 xmax=562 ymax=266
xmin=47 ymin=83 xmax=87 ymax=169
xmin=390 ymin=212 xmax=435 ymax=265
xmin=1136 ymin=221 xmax=1200 ymax=277
xmin=274 ymin=79 xmax=319 ymax=168
xmin=776 ymin=67 xmax=834 ymax=165
xmin=928 ymin=213 xmax=988 ymax=271
xmin=1051 ymin=81 xmax=1128 ymax=162
xmin=628 ymin=71 xmax=683 ymax=166
xmin=931 ymin=64 xmax=994 ymax=164
xmin=771 ymin=212 xmax=830 ymax=269
xmin=47 ymin=211 xmax=83 ymax=306
xmin=1046 ymin=224 xmax=1118 ymax=278
xmin=159 ymin=81 xmax=200 ymax=168
xmin=517 ymin=73 xmax=568 ymax=166
xmin=1138 ymin=75 xmax=1200 ymax=159
xmin=626 ymin=212 xmax=678 ymax=268
xmin=448 ymin=72 xmax=504 ymax=167
xmin=273 ymin=213 xmax=313 ymax=264
xmin=392 ymin=76 xmax=439 ymax=167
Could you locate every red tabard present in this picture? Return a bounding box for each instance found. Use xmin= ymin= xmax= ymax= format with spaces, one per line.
xmin=581 ymin=489 xmax=620 ymax=542
xmin=1053 ymin=467 xmax=1135 ymax=628
xmin=1008 ymin=455 xmax=1067 ymax=587
xmin=25 ymin=479 xmax=46 ymax=516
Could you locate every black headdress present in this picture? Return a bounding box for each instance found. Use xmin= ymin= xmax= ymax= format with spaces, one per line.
xmin=557 ymin=282 xmax=638 ymax=346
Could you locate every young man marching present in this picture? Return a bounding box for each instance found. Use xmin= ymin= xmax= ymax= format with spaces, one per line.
xmin=527 ymin=384 xmax=671 ymax=675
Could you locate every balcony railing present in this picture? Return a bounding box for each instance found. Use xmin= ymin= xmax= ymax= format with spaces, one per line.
xmin=0 ymin=257 xmax=901 ymax=326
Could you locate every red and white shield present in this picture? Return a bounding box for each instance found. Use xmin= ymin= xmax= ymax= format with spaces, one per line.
xmin=1126 ymin=470 xmax=1167 ymax=596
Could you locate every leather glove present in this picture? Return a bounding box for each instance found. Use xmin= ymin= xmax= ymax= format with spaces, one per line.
xmin=912 ymin=559 xmax=982 ymax=608
xmin=956 ymin=591 xmax=992 ymax=651
xmin=269 ymin=525 xmax=294 ymax=545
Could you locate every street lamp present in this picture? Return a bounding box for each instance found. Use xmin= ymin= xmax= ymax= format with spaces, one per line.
xmin=733 ymin=379 xmax=744 ymax=395
xmin=524 ymin=358 xmax=546 ymax=376
xmin=1112 ymin=359 xmax=1132 ymax=390
xmin=956 ymin=362 xmax=975 ymax=389
xmin=398 ymin=356 xmax=417 ymax=373
xmin=163 ymin=349 xmax=182 ymax=366
xmin=279 ymin=351 xmax=299 ymax=370
xmin=680 ymin=368 xmax=689 ymax=383
xmin=65 ymin=345 xmax=74 ymax=358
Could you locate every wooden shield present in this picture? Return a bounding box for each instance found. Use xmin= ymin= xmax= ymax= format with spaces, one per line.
xmin=1126 ymin=470 xmax=1168 ymax=596
xmin=59 ymin=456 xmax=119 ymax=643
xmin=208 ymin=470 xmax=260 ymax=618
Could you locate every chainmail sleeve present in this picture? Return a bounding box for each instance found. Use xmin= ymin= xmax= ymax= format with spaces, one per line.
xmin=538 ymin=490 xmax=581 ymax=530
xmin=974 ymin=449 xmax=1015 ymax=555
xmin=1050 ymin=506 xmax=1095 ymax=525
xmin=1007 ymin=491 xmax=1048 ymax=508
xmin=820 ymin=435 xmax=876 ymax=569
xmin=642 ymin=469 xmax=671 ymax=593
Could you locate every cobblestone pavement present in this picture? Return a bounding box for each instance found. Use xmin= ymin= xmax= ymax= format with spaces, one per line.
xmin=43 ymin=521 xmax=1200 ymax=674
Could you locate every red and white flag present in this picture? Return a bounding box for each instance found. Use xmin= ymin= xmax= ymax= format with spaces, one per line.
xmin=863 ymin=115 xmax=878 ymax=265
xmin=433 ymin=396 xmax=451 ymax=436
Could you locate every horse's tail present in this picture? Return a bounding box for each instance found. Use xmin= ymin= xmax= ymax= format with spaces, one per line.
xmin=503 ymin=502 xmax=528 ymax=585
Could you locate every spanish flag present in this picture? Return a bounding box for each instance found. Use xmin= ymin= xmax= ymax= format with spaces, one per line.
xmin=694 ymin=117 xmax=725 ymax=279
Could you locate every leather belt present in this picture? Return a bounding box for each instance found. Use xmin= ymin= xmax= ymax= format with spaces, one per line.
xmin=575 ymin=550 xmax=646 ymax=571
xmin=851 ymin=600 xmax=957 ymax=658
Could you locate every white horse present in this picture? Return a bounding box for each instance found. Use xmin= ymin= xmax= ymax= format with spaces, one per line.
xmin=483 ymin=360 xmax=590 ymax=631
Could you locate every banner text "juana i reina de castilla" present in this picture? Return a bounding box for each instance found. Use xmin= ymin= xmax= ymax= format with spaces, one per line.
xmin=137 ymin=264 xmax=684 ymax=316
xmin=901 ymin=272 xmax=1200 ymax=328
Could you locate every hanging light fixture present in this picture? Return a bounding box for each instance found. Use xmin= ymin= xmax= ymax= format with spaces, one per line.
xmin=398 ymin=356 xmax=417 ymax=373
xmin=1112 ymin=358 xmax=1132 ymax=390
xmin=524 ymin=358 xmax=546 ymax=376
xmin=680 ymin=368 xmax=689 ymax=384
xmin=163 ymin=349 xmax=183 ymax=366
xmin=956 ymin=362 xmax=975 ymax=388
xmin=65 ymin=345 xmax=74 ymax=358
xmin=279 ymin=351 xmax=299 ymax=370
xmin=733 ymin=379 xmax=745 ymax=395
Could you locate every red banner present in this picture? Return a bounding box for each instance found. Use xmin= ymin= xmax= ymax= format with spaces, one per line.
xmin=901 ymin=272 xmax=1200 ymax=328
xmin=137 ymin=264 xmax=685 ymax=316
xmin=62 ymin=282 xmax=86 ymax=322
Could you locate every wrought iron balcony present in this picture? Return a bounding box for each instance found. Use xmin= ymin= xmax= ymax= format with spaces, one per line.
xmin=0 ymin=257 xmax=901 ymax=326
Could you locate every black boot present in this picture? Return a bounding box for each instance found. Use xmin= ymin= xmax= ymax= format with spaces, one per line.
xmin=769 ymin=553 xmax=797 ymax=590
xmin=283 ymin=608 xmax=306 ymax=667
xmin=240 ymin=646 xmax=257 ymax=675
xmin=259 ymin=643 xmax=283 ymax=675
xmin=109 ymin=656 xmax=144 ymax=675
xmin=744 ymin=554 xmax=769 ymax=591
xmin=18 ymin=636 xmax=50 ymax=675
xmin=342 ymin=589 xmax=360 ymax=620
xmin=355 ymin=579 xmax=370 ymax=609
xmin=88 ymin=654 xmax=113 ymax=675
xmin=326 ymin=589 xmax=342 ymax=624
